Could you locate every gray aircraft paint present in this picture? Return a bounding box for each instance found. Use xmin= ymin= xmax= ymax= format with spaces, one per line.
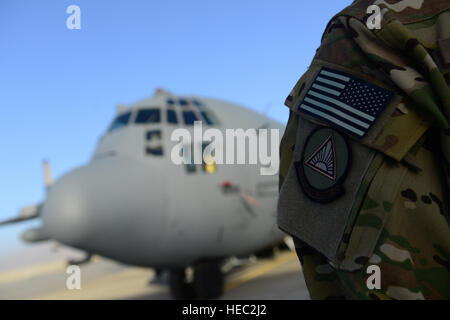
xmin=40 ymin=90 xmax=285 ymax=268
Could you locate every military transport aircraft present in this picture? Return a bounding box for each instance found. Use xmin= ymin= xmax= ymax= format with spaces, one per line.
xmin=1 ymin=89 xmax=286 ymax=299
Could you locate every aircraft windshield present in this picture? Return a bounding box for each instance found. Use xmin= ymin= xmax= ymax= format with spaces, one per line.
xmin=108 ymin=112 xmax=132 ymax=132
xmin=182 ymin=111 xmax=198 ymax=125
xmin=200 ymin=111 xmax=214 ymax=125
xmin=135 ymin=108 xmax=161 ymax=124
xmin=167 ymin=109 xmax=178 ymax=124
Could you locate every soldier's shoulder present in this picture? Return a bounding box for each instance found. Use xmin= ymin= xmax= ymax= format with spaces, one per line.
xmin=331 ymin=0 xmax=450 ymax=28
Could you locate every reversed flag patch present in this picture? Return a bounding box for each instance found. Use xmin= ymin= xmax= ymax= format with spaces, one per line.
xmin=298 ymin=67 xmax=394 ymax=138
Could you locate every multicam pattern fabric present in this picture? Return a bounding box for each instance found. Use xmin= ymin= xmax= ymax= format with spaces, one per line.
xmin=279 ymin=0 xmax=450 ymax=299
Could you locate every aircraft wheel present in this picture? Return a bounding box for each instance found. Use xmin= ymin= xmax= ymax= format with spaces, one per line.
xmin=169 ymin=269 xmax=195 ymax=300
xmin=254 ymin=246 xmax=275 ymax=259
xmin=193 ymin=261 xmax=224 ymax=299
xmin=277 ymin=241 xmax=291 ymax=251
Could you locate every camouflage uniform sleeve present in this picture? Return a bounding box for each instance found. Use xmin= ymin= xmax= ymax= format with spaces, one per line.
xmin=279 ymin=110 xmax=298 ymax=190
xmin=279 ymin=0 xmax=450 ymax=300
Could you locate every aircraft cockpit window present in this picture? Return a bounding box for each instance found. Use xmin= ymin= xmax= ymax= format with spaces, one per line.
xmin=192 ymin=100 xmax=203 ymax=107
xmin=184 ymin=143 xmax=217 ymax=174
xmin=145 ymin=129 xmax=163 ymax=156
xmin=167 ymin=109 xmax=178 ymax=124
xmin=146 ymin=146 xmax=163 ymax=156
xmin=135 ymin=108 xmax=161 ymax=124
xmin=182 ymin=111 xmax=199 ymax=125
xmin=146 ymin=130 xmax=161 ymax=140
xmin=202 ymin=143 xmax=216 ymax=174
xmin=200 ymin=111 xmax=214 ymax=126
xmin=108 ymin=112 xmax=132 ymax=132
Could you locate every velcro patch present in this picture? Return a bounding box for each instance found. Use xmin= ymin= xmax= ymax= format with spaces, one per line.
xmin=297 ymin=67 xmax=394 ymax=138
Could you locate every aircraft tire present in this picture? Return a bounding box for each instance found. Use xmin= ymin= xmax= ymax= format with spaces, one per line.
xmin=254 ymin=246 xmax=275 ymax=259
xmin=277 ymin=241 xmax=291 ymax=251
xmin=169 ymin=269 xmax=195 ymax=300
xmin=193 ymin=261 xmax=224 ymax=299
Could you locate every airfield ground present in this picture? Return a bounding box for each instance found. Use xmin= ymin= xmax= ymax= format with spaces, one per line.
xmin=0 ymin=250 xmax=309 ymax=300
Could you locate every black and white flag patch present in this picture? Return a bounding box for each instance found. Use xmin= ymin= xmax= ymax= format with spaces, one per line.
xmin=297 ymin=67 xmax=394 ymax=138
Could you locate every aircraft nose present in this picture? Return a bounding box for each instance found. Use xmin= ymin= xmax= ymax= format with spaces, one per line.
xmin=41 ymin=166 xmax=94 ymax=247
xmin=41 ymin=158 xmax=168 ymax=259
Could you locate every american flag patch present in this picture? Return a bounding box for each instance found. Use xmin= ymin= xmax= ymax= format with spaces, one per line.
xmin=298 ymin=67 xmax=394 ymax=138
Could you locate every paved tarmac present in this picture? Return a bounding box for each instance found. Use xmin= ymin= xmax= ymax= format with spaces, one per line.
xmin=0 ymin=251 xmax=310 ymax=300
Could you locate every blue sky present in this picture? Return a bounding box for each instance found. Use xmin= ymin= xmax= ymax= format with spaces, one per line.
xmin=0 ymin=0 xmax=349 ymax=255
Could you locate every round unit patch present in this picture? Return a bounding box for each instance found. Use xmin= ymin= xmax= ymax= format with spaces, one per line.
xmin=295 ymin=127 xmax=351 ymax=203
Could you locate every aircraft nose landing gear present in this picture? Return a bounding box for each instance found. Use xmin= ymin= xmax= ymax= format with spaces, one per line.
xmin=168 ymin=268 xmax=196 ymax=300
xmin=169 ymin=260 xmax=224 ymax=300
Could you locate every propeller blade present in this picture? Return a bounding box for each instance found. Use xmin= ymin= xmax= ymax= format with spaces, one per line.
xmin=0 ymin=205 xmax=41 ymax=227
xmin=43 ymin=160 xmax=53 ymax=189
xmin=21 ymin=226 xmax=50 ymax=243
xmin=0 ymin=216 xmax=31 ymax=226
